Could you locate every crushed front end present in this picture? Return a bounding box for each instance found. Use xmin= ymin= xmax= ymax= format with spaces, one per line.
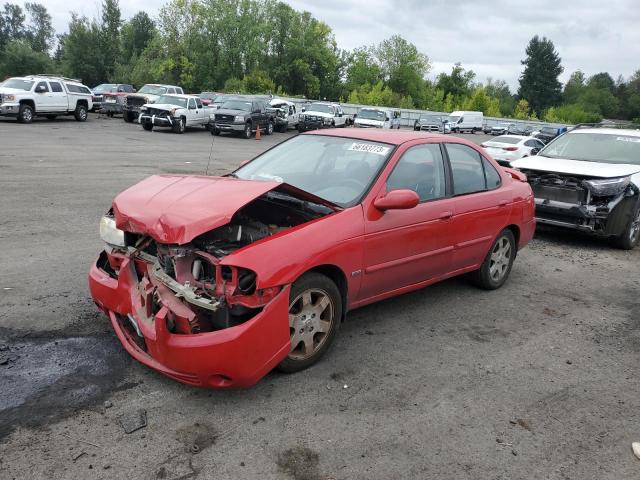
xmin=521 ymin=169 xmax=639 ymax=237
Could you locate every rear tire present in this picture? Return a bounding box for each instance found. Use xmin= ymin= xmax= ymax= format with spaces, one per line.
xmin=210 ymin=127 xmax=220 ymax=136
xmin=612 ymin=206 xmax=640 ymax=250
xmin=142 ymin=122 xmax=153 ymax=131
xmin=470 ymin=229 xmax=516 ymax=290
xmin=17 ymin=104 xmax=34 ymax=124
xmin=74 ymin=104 xmax=88 ymax=122
xmin=277 ymin=272 xmax=342 ymax=373
xmin=123 ymin=111 xmax=135 ymax=123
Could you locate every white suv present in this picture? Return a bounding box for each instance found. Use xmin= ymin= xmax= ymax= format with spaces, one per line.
xmin=512 ymin=126 xmax=640 ymax=249
xmin=0 ymin=75 xmax=93 ymax=123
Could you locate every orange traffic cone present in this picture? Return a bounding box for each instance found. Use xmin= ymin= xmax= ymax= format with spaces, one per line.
xmin=255 ymin=125 xmax=261 ymax=140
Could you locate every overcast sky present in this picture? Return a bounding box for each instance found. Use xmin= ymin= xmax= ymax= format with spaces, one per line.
xmin=20 ymin=0 xmax=640 ymax=90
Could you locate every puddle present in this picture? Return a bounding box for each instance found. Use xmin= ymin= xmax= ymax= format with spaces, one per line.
xmin=0 ymin=334 xmax=132 ymax=440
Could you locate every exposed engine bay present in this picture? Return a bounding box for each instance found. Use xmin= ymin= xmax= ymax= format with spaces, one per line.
xmin=103 ymin=190 xmax=333 ymax=338
xmin=521 ymin=169 xmax=639 ymax=235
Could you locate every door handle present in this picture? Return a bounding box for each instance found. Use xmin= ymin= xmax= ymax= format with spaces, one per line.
xmin=439 ymin=211 xmax=453 ymax=220
xmin=498 ymin=200 xmax=508 ymax=207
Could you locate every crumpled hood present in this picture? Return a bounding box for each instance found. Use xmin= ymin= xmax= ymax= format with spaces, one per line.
xmin=511 ymin=156 xmax=640 ymax=178
xmin=113 ymin=175 xmax=280 ymax=244
xmin=355 ymin=119 xmax=383 ymax=126
xmin=142 ymin=103 xmax=179 ymax=111
xmin=305 ymin=111 xmax=333 ymax=119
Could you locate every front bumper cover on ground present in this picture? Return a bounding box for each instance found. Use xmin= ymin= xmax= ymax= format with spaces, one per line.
xmin=89 ymin=252 xmax=291 ymax=388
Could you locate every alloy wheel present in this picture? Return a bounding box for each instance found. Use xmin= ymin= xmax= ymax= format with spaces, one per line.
xmin=630 ymin=209 xmax=640 ymax=244
xmin=489 ymin=236 xmax=512 ymax=282
xmin=288 ymin=288 xmax=334 ymax=360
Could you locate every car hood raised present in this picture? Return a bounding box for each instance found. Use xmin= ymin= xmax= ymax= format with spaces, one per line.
xmin=511 ymin=156 xmax=640 ymax=178
xmin=112 ymin=175 xmax=338 ymax=245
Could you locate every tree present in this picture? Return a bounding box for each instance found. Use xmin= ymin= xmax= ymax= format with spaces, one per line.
xmin=100 ymin=0 xmax=121 ymax=81
xmin=485 ymin=78 xmax=515 ymax=116
xmin=436 ymin=63 xmax=476 ymax=99
xmin=344 ymin=46 xmax=381 ymax=92
xmin=0 ymin=3 xmax=26 ymax=49
xmin=243 ymin=69 xmax=275 ymax=93
xmin=463 ymin=87 xmax=501 ymax=116
xmin=120 ymin=11 xmax=155 ymax=63
xmin=513 ymin=99 xmax=530 ymax=119
xmin=60 ymin=14 xmax=104 ymax=86
xmin=518 ymin=35 xmax=563 ymax=115
xmin=375 ymin=35 xmax=430 ymax=101
xmin=0 ymin=39 xmax=51 ymax=78
xmin=24 ymin=3 xmax=53 ymax=53
xmin=563 ymin=70 xmax=585 ymax=104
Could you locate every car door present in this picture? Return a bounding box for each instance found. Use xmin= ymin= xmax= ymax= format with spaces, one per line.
xmin=445 ymin=142 xmax=512 ymax=270
xmin=194 ymin=98 xmax=204 ymax=124
xmin=186 ymin=98 xmax=198 ymax=125
xmin=359 ymin=142 xmax=457 ymax=301
xmin=33 ymin=81 xmax=54 ymax=111
xmin=335 ymin=106 xmax=346 ymax=126
xmin=47 ymin=81 xmax=67 ymax=111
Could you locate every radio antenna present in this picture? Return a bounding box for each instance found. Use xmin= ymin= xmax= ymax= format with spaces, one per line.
xmin=204 ymin=130 xmax=215 ymax=176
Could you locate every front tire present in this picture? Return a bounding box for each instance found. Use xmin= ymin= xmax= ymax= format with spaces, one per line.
xmin=470 ymin=229 xmax=516 ymax=290
xmin=74 ymin=104 xmax=88 ymax=122
xmin=242 ymin=122 xmax=252 ymax=139
xmin=172 ymin=117 xmax=185 ymax=134
xmin=277 ymin=272 xmax=342 ymax=373
xmin=266 ymin=121 xmax=274 ymax=135
xmin=210 ymin=126 xmax=220 ymax=136
xmin=612 ymin=206 xmax=640 ymax=250
xmin=18 ymin=104 xmax=34 ymax=124
xmin=142 ymin=122 xmax=153 ymax=131
xmin=123 ymin=111 xmax=135 ymax=123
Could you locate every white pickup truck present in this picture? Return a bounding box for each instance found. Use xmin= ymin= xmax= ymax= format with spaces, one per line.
xmin=0 ymin=75 xmax=93 ymax=123
xmin=139 ymin=94 xmax=213 ymax=133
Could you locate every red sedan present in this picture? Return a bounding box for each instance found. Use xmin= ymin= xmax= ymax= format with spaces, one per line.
xmin=89 ymin=130 xmax=535 ymax=388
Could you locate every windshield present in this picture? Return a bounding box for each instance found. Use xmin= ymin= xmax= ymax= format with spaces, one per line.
xmin=154 ymin=95 xmax=187 ymax=107
xmin=93 ymin=84 xmax=117 ymax=93
xmin=540 ymin=127 xmax=556 ymax=135
xmin=307 ymin=103 xmax=333 ymax=114
xmin=138 ymin=85 xmax=167 ymax=95
xmin=449 ymin=115 xmax=460 ymax=123
xmin=234 ymin=135 xmax=394 ymax=206
xmin=539 ymin=132 xmax=640 ymax=165
xmin=419 ymin=115 xmax=441 ymax=122
xmin=3 ymin=79 xmax=34 ymax=91
xmin=359 ymin=109 xmax=386 ymax=121
xmin=221 ymin=100 xmax=252 ymax=111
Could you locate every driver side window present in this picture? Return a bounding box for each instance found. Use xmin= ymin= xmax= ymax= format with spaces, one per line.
xmin=188 ymin=98 xmax=196 ymax=109
xmin=36 ymin=81 xmax=49 ymax=92
xmin=386 ymin=144 xmax=447 ymax=202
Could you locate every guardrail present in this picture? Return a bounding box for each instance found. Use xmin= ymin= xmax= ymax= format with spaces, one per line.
xmin=274 ymin=96 xmax=569 ymax=131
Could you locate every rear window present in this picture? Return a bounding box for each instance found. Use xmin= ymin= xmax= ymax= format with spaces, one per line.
xmin=66 ymin=84 xmax=91 ymax=94
xmin=491 ymin=136 xmax=521 ymax=144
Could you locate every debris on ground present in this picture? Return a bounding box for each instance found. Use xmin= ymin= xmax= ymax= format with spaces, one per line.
xmin=632 ymin=442 xmax=640 ymax=460
xmin=72 ymin=451 xmax=87 ymax=462
xmin=119 ymin=409 xmax=147 ymax=434
xmin=103 ymin=400 xmax=113 ymax=409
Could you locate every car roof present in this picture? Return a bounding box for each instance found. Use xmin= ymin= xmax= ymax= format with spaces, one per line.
xmin=490 ymin=135 xmax=529 ymax=140
xmin=305 ymin=128 xmax=456 ymax=146
xmin=144 ymin=84 xmax=181 ymax=88
xmin=158 ymin=94 xmax=198 ymax=99
xmin=570 ymin=127 xmax=640 ymax=137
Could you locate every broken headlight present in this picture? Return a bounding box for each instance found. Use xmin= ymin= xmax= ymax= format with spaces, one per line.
xmin=100 ymin=215 xmax=125 ymax=247
xmin=583 ymin=176 xmax=630 ymax=196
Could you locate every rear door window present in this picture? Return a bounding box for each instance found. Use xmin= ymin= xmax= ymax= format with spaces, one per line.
xmin=446 ymin=143 xmax=495 ymax=195
xmin=49 ymin=82 xmax=63 ymax=92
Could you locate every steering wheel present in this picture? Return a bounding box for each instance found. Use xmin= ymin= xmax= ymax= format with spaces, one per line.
xmin=334 ymin=178 xmax=367 ymax=191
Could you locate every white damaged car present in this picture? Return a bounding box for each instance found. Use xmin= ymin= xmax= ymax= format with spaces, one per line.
xmin=512 ymin=126 xmax=640 ymax=249
xmin=138 ymin=94 xmax=212 ymax=133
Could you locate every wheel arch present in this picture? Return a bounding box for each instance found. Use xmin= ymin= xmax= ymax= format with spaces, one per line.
xmin=19 ymin=99 xmax=35 ymax=110
xmin=504 ymin=224 xmax=521 ymax=252
xmin=304 ymin=264 xmax=348 ymax=320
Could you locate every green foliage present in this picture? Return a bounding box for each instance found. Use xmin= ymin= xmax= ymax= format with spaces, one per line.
xmin=436 ymin=63 xmax=476 ymax=101
xmin=100 ymin=0 xmax=121 ymax=81
xmin=462 ymin=87 xmax=501 ymax=116
xmin=518 ymin=35 xmax=563 ymax=115
xmin=24 ymin=3 xmax=53 ymax=53
xmin=60 ymin=14 xmax=104 ymax=86
xmin=223 ymin=77 xmax=245 ymax=93
xmin=544 ymin=104 xmax=601 ymax=124
xmin=513 ymin=99 xmax=530 ymax=119
xmin=243 ymin=69 xmax=275 ymax=93
xmin=0 ymin=39 xmax=51 ymax=77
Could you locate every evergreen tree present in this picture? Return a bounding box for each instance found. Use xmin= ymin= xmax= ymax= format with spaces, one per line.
xmin=518 ymin=35 xmax=563 ymax=115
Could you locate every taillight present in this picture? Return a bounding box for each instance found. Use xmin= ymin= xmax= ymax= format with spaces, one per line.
xmin=502 ymin=147 xmax=519 ymax=151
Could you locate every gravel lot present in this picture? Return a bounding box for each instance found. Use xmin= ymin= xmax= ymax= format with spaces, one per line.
xmin=1 ymin=115 xmax=639 ymax=480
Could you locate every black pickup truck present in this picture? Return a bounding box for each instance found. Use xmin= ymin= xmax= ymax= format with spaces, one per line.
xmin=210 ymin=98 xmax=276 ymax=139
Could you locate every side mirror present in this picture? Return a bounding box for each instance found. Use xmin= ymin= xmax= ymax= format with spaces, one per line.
xmin=386 ymin=116 xmax=391 ymax=121
xmin=374 ymin=189 xmax=420 ymax=211
xmin=301 ymin=107 xmax=306 ymax=112
xmin=35 ymin=85 xmax=46 ymax=93
xmin=133 ymin=89 xmax=137 ymax=93
xmin=531 ymin=148 xmax=540 ymax=155
xmin=338 ymin=112 xmax=343 ymax=117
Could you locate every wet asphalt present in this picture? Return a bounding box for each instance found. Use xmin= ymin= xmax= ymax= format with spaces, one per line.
xmin=0 ymin=115 xmax=639 ymax=479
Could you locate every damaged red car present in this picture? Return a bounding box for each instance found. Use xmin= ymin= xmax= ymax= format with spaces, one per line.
xmin=89 ymin=130 xmax=536 ymax=388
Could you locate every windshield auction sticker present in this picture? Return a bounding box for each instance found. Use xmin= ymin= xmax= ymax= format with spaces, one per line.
xmin=616 ymin=136 xmax=640 ymax=143
xmin=348 ymin=143 xmax=391 ymax=155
